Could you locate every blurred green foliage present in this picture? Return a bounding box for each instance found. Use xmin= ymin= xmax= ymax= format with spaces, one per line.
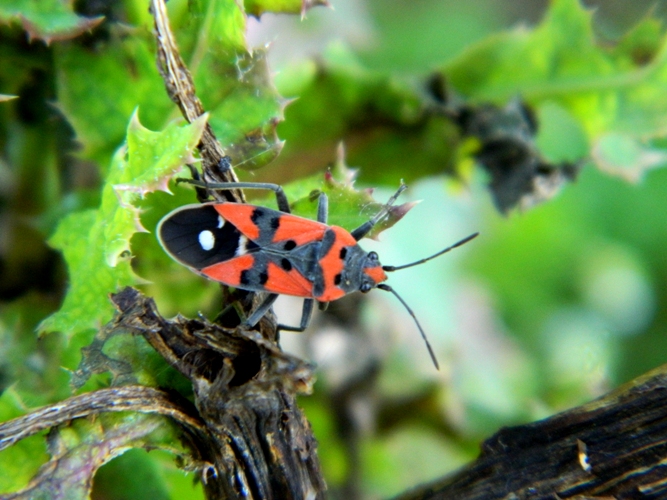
xmin=1 ymin=0 xmax=667 ymax=498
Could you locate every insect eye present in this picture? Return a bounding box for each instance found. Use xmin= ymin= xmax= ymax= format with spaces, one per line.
xmin=360 ymin=283 xmax=372 ymax=293
xmin=368 ymin=251 xmax=378 ymax=260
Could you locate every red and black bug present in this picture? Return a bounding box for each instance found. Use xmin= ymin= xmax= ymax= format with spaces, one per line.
xmin=158 ymin=171 xmax=477 ymax=368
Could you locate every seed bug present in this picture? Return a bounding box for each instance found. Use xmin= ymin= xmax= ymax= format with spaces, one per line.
xmin=158 ymin=171 xmax=477 ymax=368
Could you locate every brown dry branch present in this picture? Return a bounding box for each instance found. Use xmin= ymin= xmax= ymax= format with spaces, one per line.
xmin=106 ymin=287 xmax=325 ymax=499
xmin=395 ymin=365 xmax=667 ymax=500
xmin=0 ymin=385 xmax=205 ymax=453
xmin=150 ymin=0 xmax=242 ymax=202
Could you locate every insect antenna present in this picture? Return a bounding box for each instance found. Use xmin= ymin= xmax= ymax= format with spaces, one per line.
xmin=376 ymin=284 xmax=440 ymax=370
xmin=382 ymin=232 xmax=479 ymax=272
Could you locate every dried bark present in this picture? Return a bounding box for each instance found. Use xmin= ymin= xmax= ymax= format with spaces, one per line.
xmin=0 ymin=386 xmax=205 ymax=453
xmin=107 ymin=287 xmax=326 ymax=499
xmin=395 ymin=366 xmax=667 ymax=500
xmin=150 ymin=0 xmax=242 ymax=202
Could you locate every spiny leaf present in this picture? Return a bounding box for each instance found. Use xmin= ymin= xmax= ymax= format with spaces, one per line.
xmin=55 ymin=32 xmax=175 ymax=169
xmin=56 ymin=0 xmax=286 ymax=172
xmin=191 ymin=1 xmax=286 ymax=170
xmin=39 ymin=114 xmax=207 ymax=340
xmin=38 ymin=209 xmax=120 ymax=337
xmin=263 ymin=145 xmax=416 ymax=238
xmin=0 ymin=0 xmax=103 ymax=43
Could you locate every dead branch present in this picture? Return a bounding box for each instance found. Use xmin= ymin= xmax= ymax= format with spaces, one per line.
xmin=109 ymin=287 xmax=326 ymax=499
xmin=395 ymin=365 xmax=667 ymax=500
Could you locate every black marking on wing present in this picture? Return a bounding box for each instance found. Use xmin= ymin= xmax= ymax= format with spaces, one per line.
xmin=280 ymin=258 xmax=292 ymax=271
xmin=251 ymin=207 xmax=280 ymax=230
xmin=159 ymin=205 xmax=258 ymax=270
xmin=250 ymin=206 xmax=281 ymax=244
xmin=234 ymin=255 xmax=270 ymax=292
xmin=251 ymin=208 xmax=263 ymax=225
xmin=311 ymin=230 xmax=337 ymax=298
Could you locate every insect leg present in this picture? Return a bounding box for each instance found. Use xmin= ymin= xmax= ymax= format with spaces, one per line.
xmin=244 ymin=293 xmax=280 ymax=327
xmin=350 ymin=183 xmax=408 ymax=241
xmin=244 ymin=193 xmax=325 ymax=331
xmin=316 ymin=192 xmax=328 ymax=224
xmin=277 ymin=299 xmax=315 ymax=333
xmin=183 ymin=164 xmax=211 ymax=202
xmin=178 ymin=179 xmax=291 ymax=213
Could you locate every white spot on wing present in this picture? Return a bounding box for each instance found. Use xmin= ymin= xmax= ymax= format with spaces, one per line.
xmin=217 ymin=216 xmax=225 ymax=228
xmin=199 ymin=230 xmax=215 ymax=251
xmin=236 ymin=235 xmax=248 ymax=256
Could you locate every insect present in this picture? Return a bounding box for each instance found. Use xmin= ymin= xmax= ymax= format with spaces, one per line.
xmin=158 ymin=172 xmax=478 ymax=369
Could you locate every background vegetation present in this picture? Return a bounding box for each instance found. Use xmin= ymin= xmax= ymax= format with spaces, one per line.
xmin=1 ymin=0 xmax=667 ymax=498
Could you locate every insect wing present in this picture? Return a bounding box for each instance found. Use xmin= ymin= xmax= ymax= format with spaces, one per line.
xmin=158 ymin=203 xmax=319 ymax=297
xmin=202 ymin=256 xmax=313 ymax=297
xmin=158 ymin=203 xmax=259 ymax=271
xmin=206 ymin=206 xmax=325 ymax=297
xmin=213 ymin=203 xmax=327 ymax=246
xmin=270 ymin=213 xmax=328 ymax=246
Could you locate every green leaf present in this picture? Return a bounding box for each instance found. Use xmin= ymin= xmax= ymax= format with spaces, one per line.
xmin=56 ymin=0 xmax=286 ymax=172
xmin=55 ymin=32 xmax=175 ymax=169
xmin=243 ymin=0 xmax=329 ymax=17
xmin=534 ymin=101 xmax=589 ymax=163
xmin=0 ymin=0 xmax=103 ymax=43
xmin=442 ymin=0 xmax=667 ymax=179
xmin=444 ymin=0 xmax=608 ymax=101
xmin=259 ymin=147 xmax=415 ymax=238
xmin=271 ymin=43 xmax=453 ymax=186
xmin=37 ymin=209 xmax=127 ymax=338
xmin=190 ymin=0 xmax=286 ymax=170
xmin=96 ymin=448 xmax=205 ymax=499
xmin=39 ymin=113 xmax=207 ymax=340
xmin=0 ymin=295 xmax=73 ymax=406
